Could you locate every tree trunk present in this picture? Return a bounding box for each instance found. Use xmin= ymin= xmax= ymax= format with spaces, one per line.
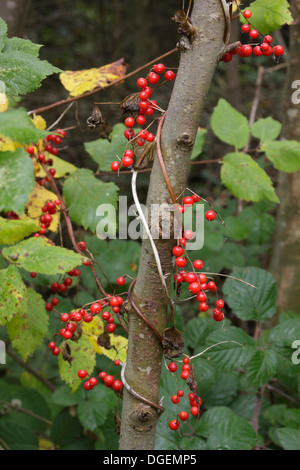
xmin=119 ymin=0 xmax=226 ymax=450
xmin=270 ymin=0 xmax=300 ymax=315
xmin=0 ymin=0 xmax=32 ymax=37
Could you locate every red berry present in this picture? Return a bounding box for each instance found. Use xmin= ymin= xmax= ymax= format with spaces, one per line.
xmin=63 ymin=330 xmax=72 ymax=339
xmin=260 ymin=42 xmax=270 ymax=52
xmin=78 ymin=369 xmax=87 ymax=379
xmin=207 ymin=281 xmax=217 ymax=292
xmin=45 ymin=302 xmax=53 ymax=311
xmin=179 ymin=411 xmax=189 ymax=421
xmin=153 ymin=63 xmax=165 ymax=73
xmin=185 ymin=272 xmax=197 ymax=283
xmin=205 ymin=210 xmax=216 ymax=221
xmin=193 ymin=259 xmax=204 ymax=270
xmin=253 ymin=46 xmax=263 ymax=56
xmin=136 ymin=115 xmax=146 ymax=126
xmin=124 ymin=117 xmax=135 ymax=128
xmin=146 ymin=133 xmax=155 ymax=142
xmin=122 ymin=156 xmax=134 ymax=167
xmin=239 ymin=45 xmax=252 ymax=57
xmin=112 ymin=380 xmax=123 ymax=391
xmin=222 ymin=52 xmax=233 ymax=63
xmin=84 ymin=314 xmax=93 ymax=323
xmin=137 ymin=77 xmax=147 ymax=88
xmin=183 ymin=229 xmax=194 ymax=240
xmin=148 ymin=72 xmax=159 ymax=84
xmin=241 ymin=24 xmax=250 ymax=33
xmin=199 ymin=302 xmax=209 ymax=312
xmin=114 ymin=359 xmax=120 ymax=366
xmin=175 ymin=257 xmax=187 ymax=268
xmin=58 ymin=283 xmax=67 ymax=293
xmin=171 ymin=395 xmax=180 ymax=404
xmin=165 ymin=70 xmax=175 ymax=81
xmin=249 ymin=29 xmax=259 ymax=39
xmin=102 ymin=311 xmax=111 ymax=321
xmin=90 ymin=377 xmax=98 ymax=387
xmin=38 ymin=153 xmax=45 ymax=162
xmin=48 ymin=341 xmax=56 ymax=350
xmin=168 ymin=420 xmax=179 ymax=431
xmin=168 ymin=362 xmax=177 ymax=372
xmin=26 ymin=146 xmax=35 ymax=155
xmin=243 ymin=9 xmax=252 ymax=18
xmin=177 ymin=390 xmax=184 ymax=397
xmin=180 ymin=370 xmax=189 ymax=380
xmin=63 ymin=277 xmax=72 ymax=287
xmin=213 ymin=311 xmax=224 ymax=322
xmin=104 ymin=375 xmax=114 ymax=387
xmin=124 ymin=129 xmax=134 ymax=140
xmin=172 ymin=246 xmax=184 ymax=257
xmin=106 ymin=323 xmax=116 ymax=333
xmin=77 ymin=241 xmax=86 ymax=251
xmin=188 ymin=282 xmax=201 ymax=295
xmin=274 ymin=45 xmax=284 ymax=56
xmin=90 ymin=302 xmax=101 ymax=314
xmin=197 ymin=292 xmax=207 ymax=302
xmin=215 ymin=299 xmax=224 ymax=308
xmin=111 ymin=161 xmax=120 ymax=172
xmin=183 ymin=196 xmax=194 ymax=206
xmin=84 ymin=380 xmax=91 ymax=391
xmin=61 ymin=313 xmax=70 ymax=322
xmin=52 ymin=347 xmax=60 ymax=356
xmin=99 ymin=371 xmax=107 ymax=380
xmin=264 ymin=35 xmax=273 ymax=44
xmin=190 ymin=406 xmax=199 ymax=416
xmin=116 ymin=276 xmax=125 ymax=286
xmin=30 ymin=272 xmax=37 ymax=278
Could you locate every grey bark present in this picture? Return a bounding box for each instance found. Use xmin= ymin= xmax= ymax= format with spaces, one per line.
xmin=119 ymin=0 xmax=226 ymax=450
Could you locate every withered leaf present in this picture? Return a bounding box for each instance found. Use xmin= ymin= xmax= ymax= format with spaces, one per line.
xmin=87 ymin=104 xmax=104 ymax=128
xmin=61 ymin=341 xmax=73 ymax=365
xmin=97 ymin=331 xmax=113 ymax=350
xmin=162 ymin=326 xmax=184 ymax=358
xmin=72 ymin=324 xmax=82 ymax=342
xmin=119 ymin=92 xmax=140 ymax=114
xmin=133 ymin=141 xmax=156 ymax=170
xmin=171 ymin=9 xmax=196 ymax=42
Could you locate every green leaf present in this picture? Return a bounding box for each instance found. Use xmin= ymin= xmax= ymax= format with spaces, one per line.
xmin=0 ymin=421 xmax=38 ymax=450
xmin=77 ymin=385 xmax=117 ymax=431
xmin=0 ymin=42 xmax=61 ymax=95
xmin=196 ymin=406 xmax=236 ymax=438
xmin=0 ymin=148 xmax=35 ymax=214
xmin=210 ymin=98 xmax=249 ymax=149
xmin=206 ymin=326 xmax=256 ymax=370
xmin=184 ymin=317 xmax=228 ymax=349
xmin=262 ymin=140 xmax=300 ymax=173
xmin=201 ymin=370 xmax=239 ymax=407
xmin=0 ymin=265 xmax=26 ymax=325
xmin=225 ymin=216 xmax=249 ymax=241
xmin=221 ymin=152 xmax=279 ymax=203
xmin=36 ymin=154 xmax=77 ymax=178
xmin=250 ymin=117 xmax=282 ymax=143
xmin=58 ymin=335 xmax=96 ymax=392
xmin=0 ymin=18 xmax=7 ymax=52
xmin=190 ymin=128 xmax=207 ymax=160
xmin=223 ymin=267 xmax=277 ymax=322
xmin=7 ymin=288 xmax=49 ymax=361
xmin=63 ymin=169 xmax=119 ymax=233
xmin=241 ymin=0 xmax=292 ymax=35
xmin=247 ymin=350 xmax=277 ymax=387
xmin=51 ymin=408 xmax=83 ymax=446
xmin=207 ymin=413 xmax=257 ymax=450
xmin=84 ymin=123 xmax=127 ymax=171
xmin=238 ymin=205 xmax=275 ymax=245
xmin=52 ymin=385 xmax=85 ymax=407
xmin=2 ymin=237 xmax=86 ymax=275
xmin=0 ymin=217 xmax=39 ymax=244
xmin=275 ymin=427 xmax=300 ymax=450
xmin=0 ymin=109 xmax=47 ymax=143
xmin=270 ymin=318 xmax=300 ymax=346
xmin=4 ymin=37 xmax=41 ymax=56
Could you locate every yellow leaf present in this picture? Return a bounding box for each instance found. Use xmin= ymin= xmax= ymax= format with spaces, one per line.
xmin=59 ymin=58 xmax=127 ymax=97
xmin=0 ymin=93 xmax=8 ymax=112
xmin=0 ymin=134 xmax=17 ymax=152
xmin=82 ymin=315 xmax=127 ymax=363
xmin=232 ymin=0 xmax=241 ymax=12
xmin=35 ymin=154 xmax=77 ymax=178
xmin=26 ymin=184 xmax=60 ymax=233
xmin=31 ymin=114 xmax=47 ymax=130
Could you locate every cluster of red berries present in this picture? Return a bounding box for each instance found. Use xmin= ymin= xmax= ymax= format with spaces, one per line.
xmin=5 ymin=211 xmax=20 ymax=220
xmin=222 ymin=9 xmax=285 ymax=62
xmin=26 ymin=128 xmax=66 ymax=186
xmin=37 ymin=199 xmax=61 ymax=236
xmin=167 ymin=357 xmax=202 ymax=431
xmin=111 ymin=63 xmax=176 ymax=171
xmin=79 ymin=360 xmax=123 ymax=392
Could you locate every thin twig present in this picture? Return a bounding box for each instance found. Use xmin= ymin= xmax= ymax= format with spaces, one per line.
xmin=189 ymin=340 xmax=244 ymax=361
xmin=0 ymin=400 xmax=52 ymax=426
xmin=251 ymin=385 xmax=266 ymax=433
xmin=202 ymin=272 xmax=257 ymax=289
xmin=46 ymin=102 xmax=74 ymax=131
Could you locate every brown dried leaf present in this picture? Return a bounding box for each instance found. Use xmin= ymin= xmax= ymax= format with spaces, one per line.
xmin=97 ymin=331 xmax=113 ymax=350
xmin=133 ymin=141 xmax=156 ymax=170
xmin=119 ymin=92 xmax=140 ymax=114
xmin=162 ymin=327 xmax=184 ymax=358
xmin=87 ymin=104 xmax=104 ymax=128
xmin=61 ymin=341 xmax=73 ymax=365
xmin=171 ymin=9 xmax=196 ymax=42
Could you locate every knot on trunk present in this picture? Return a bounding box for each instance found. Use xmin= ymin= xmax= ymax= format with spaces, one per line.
xmin=129 ymin=404 xmax=158 ymax=432
xmin=176 ymin=132 xmax=193 ymax=148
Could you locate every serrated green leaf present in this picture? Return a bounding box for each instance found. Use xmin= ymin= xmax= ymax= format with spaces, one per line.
xmin=190 ymin=128 xmax=207 ymax=160
xmin=4 ymin=37 xmax=41 ymax=56
xmin=0 ymin=18 xmax=7 ymax=52
xmin=2 ymin=237 xmax=86 ymax=275
xmin=51 ymin=408 xmax=83 ymax=446
xmin=275 ymin=427 xmax=300 ymax=450
xmin=210 ymin=98 xmax=249 ymax=149
xmin=0 ymin=421 xmax=38 ymax=450
xmin=0 ymin=148 xmax=35 ymax=213
xmin=247 ymin=349 xmax=277 ymax=387
xmin=84 ymin=123 xmax=127 ymax=171
xmin=0 ymin=109 xmax=47 ymax=143
xmin=0 ymin=50 xmax=61 ymax=96
xmin=250 ymin=117 xmax=282 ymax=143
xmin=270 ymin=319 xmax=300 ymax=346
xmin=225 ymin=216 xmax=249 ymax=241
xmin=184 ymin=317 xmax=229 ymax=349
xmin=241 ymin=0 xmax=292 ymax=35
xmin=58 ymin=335 xmax=96 ymax=392
xmin=238 ymin=205 xmax=275 ymax=245
xmin=77 ymin=385 xmax=117 ymax=431
xmin=201 ymin=370 xmax=240 ymax=407
xmin=0 ymin=217 xmax=39 ymax=244
xmin=223 ymin=267 xmax=277 ymax=322
xmin=221 ymin=152 xmax=279 ymax=203
xmin=7 ymin=288 xmax=49 ymax=361
xmin=196 ymin=406 xmax=236 ymax=438
xmin=0 ymin=265 xmax=26 ymax=325
xmin=262 ymin=140 xmax=300 ymax=173
xmin=63 ymin=169 xmax=119 ymax=233
xmin=207 ymin=413 xmax=257 ymax=450
xmin=206 ymin=326 xmax=256 ymax=370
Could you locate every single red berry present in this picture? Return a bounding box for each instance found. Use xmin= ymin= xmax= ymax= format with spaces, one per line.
xmin=171 ymin=395 xmax=180 ymax=404
xmin=207 ymin=281 xmax=217 ymax=292
xmin=165 ymin=70 xmax=175 ymax=81
xmin=112 ymin=380 xmax=123 ymax=391
xmin=49 ymin=168 xmax=56 ymax=177
xmin=241 ymin=24 xmax=250 ymax=33
xmin=153 ymin=63 xmax=165 ymax=73
xmin=168 ymin=362 xmax=177 ymax=372
xmin=253 ymin=46 xmax=263 ymax=56
xmin=90 ymin=377 xmax=98 ymax=387
xmin=136 ymin=137 xmax=145 ymax=146
xmin=48 ymin=341 xmax=56 ymax=350
xmin=168 ymin=420 xmax=179 ymax=431
xmin=181 ymin=370 xmax=189 ymax=380
xmin=190 ymin=406 xmax=199 ymax=416
xmin=139 ymin=100 xmax=149 ymax=111
xmin=193 ymin=259 xmax=204 ymax=270
xmin=264 ymin=35 xmax=273 ymax=44
xmin=137 ymin=77 xmax=148 ymax=88
xmin=78 ymin=369 xmax=87 ymax=379
xmin=215 ymin=299 xmax=225 ymax=308
xmin=106 ymin=323 xmax=116 ymax=333
xmin=197 ymin=292 xmax=207 ymax=302
xmin=84 ymin=314 xmax=93 ymax=323
xmin=58 ymin=283 xmax=67 ymax=293
xmin=102 ymin=311 xmax=111 ymax=321
xmin=172 ymin=246 xmax=184 ymax=257
xmin=111 ymin=161 xmax=120 ymax=172
xmin=148 ymin=72 xmax=160 ymax=84
xmin=213 ymin=311 xmax=224 ymax=322
xmin=83 ymin=259 xmax=91 ymax=266
xmin=124 ymin=129 xmax=134 ymax=140
xmin=90 ymin=302 xmax=101 ymax=314
xmin=112 ymin=306 xmax=120 ymax=314
xmin=116 ymin=276 xmax=125 ymax=286
xmin=183 ymin=196 xmax=194 ymax=206
xmin=185 ymin=272 xmax=197 ymax=283
xmin=38 ymin=153 xmax=45 ymax=162
xmin=222 ymin=52 xmax=233 ymax=63
xmin=175 ymin=257 xmax=187 ymax=268
xmin=84 ymin=380 xmax=91 ymax=391
xmin=179 ymin=411 xmax=189 ymax=421
xmin=30 ymin=272 xmax=37 ymax=278
xmin=243 ymin=9 xmax=252 ymax=18
xmin=63 ymin=277 xmax=73 ymax=287
xmin=108 ymin=317 xmax=115 ymax=324
xmin=182 ymin=364 xmax=190 ymax=371
xmin=26 ymin=146 xmax=35 ymax=155
xmin=239 ymin=45 xmax=252 ymax=57
xmin=260 ymin=42 xmax=270 ymax=52
xmin=146 ymin=133 xmax=155 ymax=142
xmin=122 ymin=156 xmax=134 ymax=167
xmin=205 ymin=210 xmax=216 ymax=221
xmin=124 ymin=117 xmax=135 ymax=128
xmin=63 ymin=330 xmax=72 ymax=339
xmin=104 ymin=375 xmax=115 ymax=387
xmin=198 ymin=273 xmax=207 ymax=284
xmin=199 ymin=302 xmax=209 ymax=312
xmin=188 ymin=282 xmax=201 ymax=295
xmin=183 ymin=230 xmax=194 ymax=240
xmin=249 ymin=29 xmax=259 ymax=39
xmin=145 ymin=107 xmax=154 ymax=116
xmin=114 ymin=359 xmax=120 ymax=366
xmin=177 ymin=390 xmax=185 ymax=397
xmin=52 ymin=347 xmax=60 ymax=356
xmin=77 ymin=241 xmax=87 ymax=251
xmin=274 ymin=45 xmax=284 ymax=56
xmin=45 ymin=302 xmax=53 ymax=311
xmin=99 ymin=371 xmax=107 ymax=380
xmin=136 ymin=115 xmax=146 ymax=126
